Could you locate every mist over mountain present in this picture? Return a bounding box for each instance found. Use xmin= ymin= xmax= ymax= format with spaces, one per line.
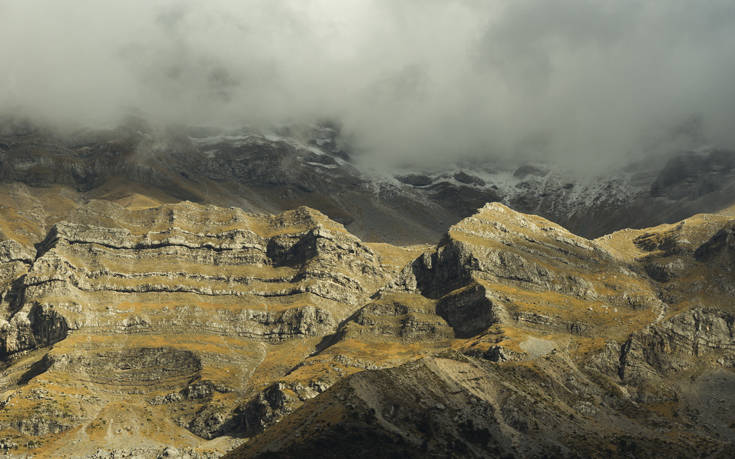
xmin=2 ymin=2 xmax=735 ymax=458
xmin=2 ymin=0 xmax=735 ymax=172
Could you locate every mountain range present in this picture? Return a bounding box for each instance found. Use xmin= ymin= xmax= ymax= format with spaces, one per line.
xmin=0 ymin=118 xmax=733 ymax=457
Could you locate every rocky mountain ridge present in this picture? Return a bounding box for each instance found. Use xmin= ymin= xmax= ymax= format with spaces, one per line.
xmin=228 ymin=203 xmax=735 ymax=458
xmin=0 ymin=184 xmax=732 ymax=457
xmin=2 ymin=117 xmax=735 ymax=244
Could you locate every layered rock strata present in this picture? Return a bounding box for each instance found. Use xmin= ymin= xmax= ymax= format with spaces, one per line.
xmin=0 ymin=191 xmax=733 ymax=457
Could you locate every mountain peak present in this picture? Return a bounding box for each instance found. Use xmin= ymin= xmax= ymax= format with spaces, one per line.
xmin=0 ymin=192 xmax=734 ymax=455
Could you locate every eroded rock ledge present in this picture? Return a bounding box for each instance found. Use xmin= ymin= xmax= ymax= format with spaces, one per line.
xmin=0 ymin=198 xmax=733 ymax=457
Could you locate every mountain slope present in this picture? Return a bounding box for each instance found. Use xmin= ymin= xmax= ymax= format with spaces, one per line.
xmin=0 ymin=158 xmax=732 ymax=456
xmin=0 ymin=198 xmax=395 ymax=456
xmin=2 ymin=118 xmax=735 ymax=244
xmin=227 ymin=204 xmax=735 ymax=458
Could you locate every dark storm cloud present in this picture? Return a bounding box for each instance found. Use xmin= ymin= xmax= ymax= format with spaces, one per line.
xmin=1 ymin=0 xmax=734 ymax=171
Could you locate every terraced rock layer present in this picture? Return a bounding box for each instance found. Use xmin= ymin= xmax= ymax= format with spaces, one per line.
xmin=0 ymin=198 xmax=394 ymax=456
xmin=229 ymin=204 xmax=735 ymax=458
xmin=0 ymin=185 xmax=733 ymax=458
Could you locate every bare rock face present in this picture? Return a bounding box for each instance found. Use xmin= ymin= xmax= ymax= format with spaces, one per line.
xmin=695 ymin=220 xmax=735 ymax=264
xmin=0 ymin=199 xmax=395 ymax=456
xmin=0 ymin=188 xmax=734 ymax=457
xmin=227 ymin=204 xmax=735 ymax=458
xmin=389 ymin=202 xmax=658 ymax=342
xmin=238 ymin=382 xmax=307 ymax=438
xmin=616 ymin=308 xmax=735 ymax=400
xmin=0 ymin=302 xmax=69 ymax=359
xmin=2 ymin=202 xmax=388 ymax=352
xmin=436 ymin=284 xmax=507 ymax=338
xmin=345 ymin=299 xmax=454 ymax=341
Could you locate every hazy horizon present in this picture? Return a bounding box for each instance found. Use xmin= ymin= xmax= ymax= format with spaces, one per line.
xmin=2 ymin=0 xmax=734 ymax=172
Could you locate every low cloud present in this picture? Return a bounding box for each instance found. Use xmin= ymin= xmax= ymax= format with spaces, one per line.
xmin=1 ymin=0 xmax=734 ymax=172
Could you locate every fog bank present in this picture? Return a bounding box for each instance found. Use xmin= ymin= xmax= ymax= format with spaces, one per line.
xmin=1 ymin=0 xmax=734 ymax=171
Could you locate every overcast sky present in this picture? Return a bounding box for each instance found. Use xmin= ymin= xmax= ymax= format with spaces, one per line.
xmin=1 ymin=0 xmax=734 ymax=171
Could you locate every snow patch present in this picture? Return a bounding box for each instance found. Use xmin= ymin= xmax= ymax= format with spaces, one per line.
xmin=305 ymin=161 xmax=338 ymax=169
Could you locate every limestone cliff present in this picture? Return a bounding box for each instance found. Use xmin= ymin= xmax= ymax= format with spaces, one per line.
xmin=0 ymin=197 xmax=392 ymax=456
xmin=0 ymin=184 xmax=733 ymax=458
xmin=228 ymin=204 xmax=735 ymax=458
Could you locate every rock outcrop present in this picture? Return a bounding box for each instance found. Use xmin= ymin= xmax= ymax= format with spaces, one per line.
xmin=227 ymin=204 xmax=735 ymax=458
xmin=0 ymin=186 xmax=734 ymax=457
xmin=0 ymin=199 xmax=393 ymax=456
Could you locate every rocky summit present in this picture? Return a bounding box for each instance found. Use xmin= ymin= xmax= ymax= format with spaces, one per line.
xmin=3 ymin=118 xmax=735 ymax=245
xmin=0 ymin=175 xmax=732 ymax=458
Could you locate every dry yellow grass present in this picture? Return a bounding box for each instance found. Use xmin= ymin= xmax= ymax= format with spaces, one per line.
xmin=366 ymin=242 xmax=430 ymax=269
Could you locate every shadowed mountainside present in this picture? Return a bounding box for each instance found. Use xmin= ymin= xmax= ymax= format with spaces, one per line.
xmin=2 ymin=117 xmax=735 ymax=245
